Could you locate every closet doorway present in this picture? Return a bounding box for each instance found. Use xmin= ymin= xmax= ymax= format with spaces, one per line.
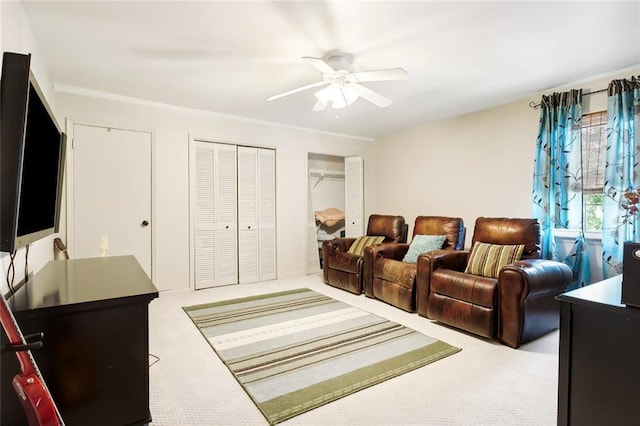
xmin=306 ymin=154 xmax=363 ymax=273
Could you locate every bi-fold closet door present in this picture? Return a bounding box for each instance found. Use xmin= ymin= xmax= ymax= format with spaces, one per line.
xmin=344 ymin=156 xmax=364 ymax=237
xmin=237 ymin=146 xmax=276 ymax=284
xmin=191 ymin=141 xmax=275 ymax=290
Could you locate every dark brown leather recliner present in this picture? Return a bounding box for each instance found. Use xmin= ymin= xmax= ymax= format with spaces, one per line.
xmin=364 ymin=216 xmax=465 ymax=312
xmin=322 ymin=214 xmax=407 ymax=295
xmin=416 ymin=217 xmax=572 ymax=348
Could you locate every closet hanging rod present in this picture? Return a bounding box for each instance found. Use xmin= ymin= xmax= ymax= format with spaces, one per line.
xmin=309 ymin=168 xmax=345 ymax=179
xmin=528 ymin=88 xmax=607 ymax=110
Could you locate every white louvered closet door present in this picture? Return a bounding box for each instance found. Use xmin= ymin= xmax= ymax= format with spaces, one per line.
xmin=258 ymin=148 xmax=276 ymax=281
xmin=216 ymin=145 xmax=239 ymax=285
xmin=193 ymin=142 xmax=238 ymax=289
xmin=237 ymin=146 xmax=276 ymax=284
xmin=238 ymin=146 xmax=260 ymax=284
xmin=345 ymin=156 xmax=364 ymax=237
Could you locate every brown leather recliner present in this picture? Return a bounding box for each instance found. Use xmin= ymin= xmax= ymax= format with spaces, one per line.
xmin=365 ymin=216 xmax=465 ymax=312
xmin=416 ymin=217 xmax=572 ymax=348
xmin=322 ymin=214 xmax=407 ymax=294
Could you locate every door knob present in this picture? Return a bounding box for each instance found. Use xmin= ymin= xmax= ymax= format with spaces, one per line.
xmin=141 ymin=220 xmax=149 ymax=227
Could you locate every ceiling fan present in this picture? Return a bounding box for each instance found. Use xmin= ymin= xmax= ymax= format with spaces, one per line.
xmin=267 ymin=52 xmax=408 ymax=111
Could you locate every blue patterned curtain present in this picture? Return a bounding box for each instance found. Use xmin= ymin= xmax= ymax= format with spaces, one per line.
xmin=602 ymin=76 xmax=640 ymax=278
xmin=532 ymin=89 xmax=590 ymax=289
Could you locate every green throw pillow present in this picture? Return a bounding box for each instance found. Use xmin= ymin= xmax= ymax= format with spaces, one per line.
xmin=347 ymin=236 xmax=385 ymax=256
xmin=464 ymin=242 xmax=525 ymax=278
xmin=401 ymin=235 xmax=447 ymax=264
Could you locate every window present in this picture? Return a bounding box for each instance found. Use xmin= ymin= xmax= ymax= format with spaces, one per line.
xmin=582 ymin=111 xmax=607 ymax=232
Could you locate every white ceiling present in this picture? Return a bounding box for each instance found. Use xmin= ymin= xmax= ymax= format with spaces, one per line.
xmin=21 ymin=0 xmax=640 ymax=140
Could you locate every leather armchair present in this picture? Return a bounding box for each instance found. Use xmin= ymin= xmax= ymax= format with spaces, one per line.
xmin=416 ymin=217 xmax=572 ymax=348
xmin=365 ymin=216 xmax=464 ymax=312
xmin=322 ymin=214 xmax=407 ymax=294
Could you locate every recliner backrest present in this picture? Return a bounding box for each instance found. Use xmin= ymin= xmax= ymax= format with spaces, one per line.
xmin=366 ymin=214 xmax=406 ymax=243
xmin=471 ymin=217 xmax=541 ymax=259
xmin=413 ymin=216 xmax=465 ymax=250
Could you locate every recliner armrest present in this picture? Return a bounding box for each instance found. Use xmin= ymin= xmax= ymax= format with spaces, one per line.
xmin=322 ymin=238 xmax=356 ymax=284
xmin=363 ymin=243 xmax=410 ymax=298
xmin=415 ymin=250 xmax=469 ymax=316
xmin=368 ymin=243 xmax=410 ymax=261
xmin=500 ymin=259 xmax=572 ymax=299
xmin=326 ymin=238 xmax=356 ymax=254
xmin=498 ymin=258 xmax=572 ymax=348
xmin=421 ymin=249 xmax=469 ymax=272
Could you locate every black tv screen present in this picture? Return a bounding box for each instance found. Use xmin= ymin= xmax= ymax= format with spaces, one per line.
xmin=0 ymin=52 xmax=66 ymax=253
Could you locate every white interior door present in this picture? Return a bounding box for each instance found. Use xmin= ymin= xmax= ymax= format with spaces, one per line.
xmin=257 ymin=148 xmax=276 ymax=281
xmin=192 ymin=141 xmax=237 ymax=289
xmin=345 ymin=156 xmax=364 ymax=237
xmin=213 ymin=144 xmax=239 ymax=286
xmin=238 ymin=146 xmax=259 ymax=284
xmin=72 ymin=124 xmax=152 ymax=276
xmin=190 ymin=142 xmax=275 ymax=288
xmin=236 ymin=146 xmax=276 ymax=283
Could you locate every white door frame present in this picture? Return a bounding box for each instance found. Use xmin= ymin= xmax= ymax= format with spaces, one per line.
xmin=305 ymin=152 xmax=362 ymax=273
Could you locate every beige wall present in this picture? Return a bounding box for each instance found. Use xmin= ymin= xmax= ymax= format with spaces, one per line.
xmin=374 ymin=97 xmax=536 ymax=232
xmin=0 ymin=0 xmax=375 ymax=293
xmin=373 ymin=66 xmax=640 ymax=283
xmin=55 ymin=92 xmax=375 ymax=291
xmin=2 ymin=0 xmax=639 ymax=291
xmin=0 ymin=1 xmax=62 ymax=294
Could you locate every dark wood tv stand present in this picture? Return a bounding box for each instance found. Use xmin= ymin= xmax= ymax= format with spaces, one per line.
xmin=1 ymin=255 xmax=158 ymax=425
xmin=556 ymin=275 xmax=640 ymax=425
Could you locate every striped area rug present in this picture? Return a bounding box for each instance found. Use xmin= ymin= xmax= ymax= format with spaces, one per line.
xmin=183 ymin=288 xmax=461 ymax=425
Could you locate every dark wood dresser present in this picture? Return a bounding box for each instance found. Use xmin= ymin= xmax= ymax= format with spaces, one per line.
xmin=1 ymin=255 xmax=158 ymax=425
xmin=556 ymin=275 xmax=640 ymax=426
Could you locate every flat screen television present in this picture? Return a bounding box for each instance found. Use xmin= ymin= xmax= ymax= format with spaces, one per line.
xmin=0 ymin=52 xmax=66 ymax=253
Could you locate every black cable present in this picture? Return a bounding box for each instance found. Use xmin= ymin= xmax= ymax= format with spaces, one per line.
xmin=24 ymin=244 xmax=29 ymax=282
xmin=149 ymin=353 xmax=160 ymax=367
xmin=7 ymin=251 xmax=17 ymax=294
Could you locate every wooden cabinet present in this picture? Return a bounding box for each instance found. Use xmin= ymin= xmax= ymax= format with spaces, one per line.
xmin=191 ymin=141 xmax=276 ymax=289
xmin=1 ymin=256 xmax=158 ymax=426
xmin=556 ymin=276 xmax=640 ymax=426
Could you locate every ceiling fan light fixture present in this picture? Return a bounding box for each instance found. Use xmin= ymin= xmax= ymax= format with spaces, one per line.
xmin=314 ymin=84 xmax=359 ymax=110
xmin=268 ymin=51 xmax=407 ymax=111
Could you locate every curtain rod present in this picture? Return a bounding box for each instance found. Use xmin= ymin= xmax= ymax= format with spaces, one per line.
xmin=528 ymin=88 xmax=607 ymax=110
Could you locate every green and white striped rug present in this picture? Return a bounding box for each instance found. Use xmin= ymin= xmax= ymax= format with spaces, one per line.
xmin=183 ymin=288 xmax=461 ymax=425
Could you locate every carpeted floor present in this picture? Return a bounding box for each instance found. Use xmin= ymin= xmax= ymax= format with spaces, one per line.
xmin=148 ymin=273 xmax=559 ymax=425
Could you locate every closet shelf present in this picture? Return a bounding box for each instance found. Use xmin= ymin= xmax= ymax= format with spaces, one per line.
xmin=309 ymin=168 xmax=345 ymax=179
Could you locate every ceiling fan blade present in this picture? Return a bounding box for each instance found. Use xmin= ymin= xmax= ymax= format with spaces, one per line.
xmin=302 ymin=56 xmax=336 ymax=75
xmin=349 ymin=68 xmax=408 ymax=82
xmin=267 ymin=81 xmax=328 ymax=101
xmin=312 ymin=100 xmax=327 ymax=112
xmin=347 ymin=83 xmax=392 ymax=108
